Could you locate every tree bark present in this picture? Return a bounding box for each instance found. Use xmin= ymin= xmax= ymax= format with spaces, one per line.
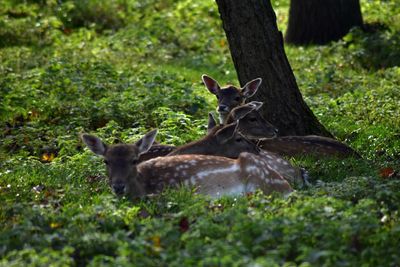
xmin=215 ymin=0 xmax=332 ymax=137
xmin=285 ymin=0 xmax=363 ymax=45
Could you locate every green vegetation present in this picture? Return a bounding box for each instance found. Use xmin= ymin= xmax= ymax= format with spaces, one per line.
xmin=1 ymin=0 xmax=399 ymax=265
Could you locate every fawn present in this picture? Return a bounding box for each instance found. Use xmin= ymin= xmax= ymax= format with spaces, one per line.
xmin=202 ymin=74 xmax=360 ymax=158
xmin=81 ymin=130 xmax=293 ymax=198
xmin=202 ymin=74 xmax=261 ymax=124
xmin=141 ymin=101 xmax=279 ymax=162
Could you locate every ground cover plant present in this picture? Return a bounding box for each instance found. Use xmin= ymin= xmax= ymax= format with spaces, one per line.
xmin=1 ymin=0 xmax=400 ymax=266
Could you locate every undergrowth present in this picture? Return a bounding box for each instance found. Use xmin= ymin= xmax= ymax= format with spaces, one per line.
xmin=1 ymin=0 xmax=399 ymax=266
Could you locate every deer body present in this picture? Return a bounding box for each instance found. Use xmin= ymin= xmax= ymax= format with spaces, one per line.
xmin=202 ymin=74 xmax=360 ymax=158
xmin=133 ymin=153 xmax=292 ymax=198
xmin=138 ymin=103 xmax=274 ymax=163
xmin=168 ymin=121 xmax=260 ymax=158
xmin=82 ymin=130 xmax=293 ymax=198
xmin=259 ymin=135 xmax=361 ymax=158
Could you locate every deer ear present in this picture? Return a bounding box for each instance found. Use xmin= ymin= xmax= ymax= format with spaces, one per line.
xmin=202 ymin=74 xmax=220 ymax=95
xmin=230 ymin=101 xmax=263 ymax=121
xmin=215 ymin=122 xmax=239 ymax=144
xmin=242 ymin=78 xmax=262 ymax=98
xmin=81 ymin=134 xmax=107 ymax=156
xmin=136 ymin=129 xmax=158 ymax=155
xmin=207 ymin=113 xmax=217 ymax=134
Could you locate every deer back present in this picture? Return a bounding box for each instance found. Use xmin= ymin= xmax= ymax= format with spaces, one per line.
xmin=259 ymin=135 xmax=361 ymax=158
xmin=137 ymin=153 xmax=292 ymax=198
xmin=139 ymin=144 xmax=176 ymax=162
xmin=168 ymin=122 xmax=260 ymax=158
xmin=257 ymin=150 xmax=305 ymax=187
xmin=238 ymin=152 xmax=293 ymax=195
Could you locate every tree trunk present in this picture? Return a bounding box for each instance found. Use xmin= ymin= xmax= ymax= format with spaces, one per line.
xmin=215 ymin=0 xmax=332 ymax=137
xmin=285 ymin=0 xmax=363 ymax=45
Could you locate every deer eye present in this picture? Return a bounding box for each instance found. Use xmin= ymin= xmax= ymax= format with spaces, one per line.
xmin=132 ymin=159 xmax=138 ymax=165
xmin=249 ymin=117 xmax=257 ymax=122
xmin=235 ymin=137 xmax=242 ymax=143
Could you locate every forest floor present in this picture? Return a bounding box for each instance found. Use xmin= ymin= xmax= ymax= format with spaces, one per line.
xmin=1 ymin=0 xmax=400 ymax=266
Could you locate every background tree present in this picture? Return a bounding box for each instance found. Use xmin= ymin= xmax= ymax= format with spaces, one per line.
xmin=215 ymin=0 xmax=332 ymax=137
xmin=285 ymin=0 xmax=364 ymax=45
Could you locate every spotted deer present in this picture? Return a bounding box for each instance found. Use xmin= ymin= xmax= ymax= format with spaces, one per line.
xmin=202 ymin=74 xmax=262 ymax=124
xmin=139 ymin=109 xmax=303 ymax=187
xmin=203 ymin=74 xmax=359 ymax=158
xmin=82 ymin=130 xmax=293 ymax=198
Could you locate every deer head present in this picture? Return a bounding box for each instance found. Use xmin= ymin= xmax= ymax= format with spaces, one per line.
xmin=208 ymin=101 xmax=279 ymax=139
xmin=202 ymin=74 xmax=262 ymax=123
xmin=81 ymin=129 xmax=158 ymax=196
xmin=168 ymin=121 xmax=260 ymax=158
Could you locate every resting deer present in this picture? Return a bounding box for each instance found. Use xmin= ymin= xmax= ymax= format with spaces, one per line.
xmin=140 ymin=102 xmax=279 ymax=162
xmin=208 ymin=101 xmax=278 ymax=140
xmin=168 ymin=121 xmax=260 ymax=158
xmin=202 ymin=74 xmax=261 ymax=124
xmin=203 ymin=74 xmax=360 ymax=158
xmin=81 ymin=130 xmax=293 ymax=198
xmin=167 ymin=120 xmax=303 ymax=187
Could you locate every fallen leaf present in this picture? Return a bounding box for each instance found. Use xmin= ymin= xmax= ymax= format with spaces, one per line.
xmin=179 ymin=217 xmax=189 ymax=233
xmin=379 ymin=167 xmax=395 ymax=178
xmin=41 ymin=152 xmax=55 ymax=162
xmin=151 ymin=236 xmax=162 ymax=252
xmin=50 ymin=222 xmax=62 ymax=229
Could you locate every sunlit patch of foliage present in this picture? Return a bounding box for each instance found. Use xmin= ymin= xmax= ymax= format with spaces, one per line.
xmin=1 ymin=0 xmax=400 ymax=265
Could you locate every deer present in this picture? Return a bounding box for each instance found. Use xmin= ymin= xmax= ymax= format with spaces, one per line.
xmin=208 ymin=101 xmax=279 ymax=140
xmin=137 ymin=104 xmax=304 ymax=186
xmin=167 ymin=121 xmax=260 ymax=158
xmin=81 ymin=129 xmax=293 ymax=198
xmin=202 ymin=74 xmax=261 ymax=124
xmin=202 ymin=74 xmax=360 ymax=158
xmin=168 ymin=120 xmax=304 ymax=187
xmin=139 ymin=101 xmax=278 ymax=162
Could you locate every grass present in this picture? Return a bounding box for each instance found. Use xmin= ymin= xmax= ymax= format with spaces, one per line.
xmin=1 ymin=0 xmax=400 ymax=266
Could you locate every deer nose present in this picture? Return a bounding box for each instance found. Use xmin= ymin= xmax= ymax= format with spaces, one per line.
xmin=218 ymin=105 xmax=229 ymax=113
xmin=112 ymin=184 xmax=126 ymax=195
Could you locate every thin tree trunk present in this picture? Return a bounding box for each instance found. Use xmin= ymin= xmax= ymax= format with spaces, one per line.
xmin=215 ymin=0 xmax=332 ymax=137
xmin=285 ymin=0 xmax=363 ymax=45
